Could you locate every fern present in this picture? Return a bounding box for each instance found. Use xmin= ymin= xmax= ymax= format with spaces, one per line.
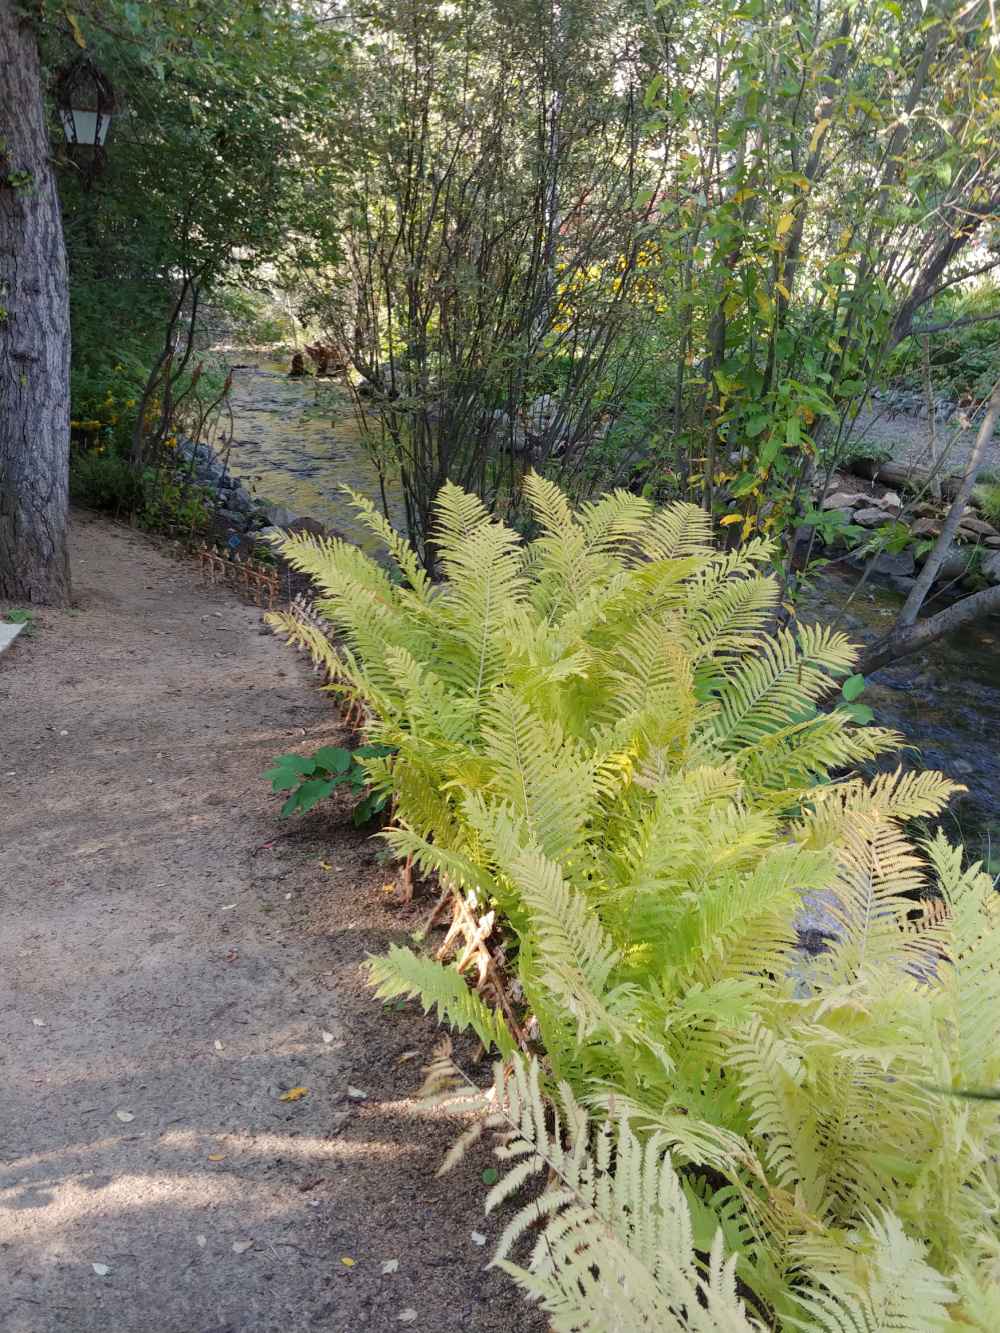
xmin=270 ymin=477 xmax=1000 ymax=1331
xmin=367 ymin=946 xmax=516 ymax=1059
xmin=481 ymin=1058 xmax=762 ymax=1331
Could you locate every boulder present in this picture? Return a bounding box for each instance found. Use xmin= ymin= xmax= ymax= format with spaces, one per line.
xmin=226 ymin=487 xmax=254 ymax=515
xmin=853 ymin=507 xmax=893 ymax=528
xmin=260 ymin=501 xmax=298 ymax=528
xmin=919 ymin=547 xmax=968 ymax=583
xmin=877 ymin=489 xmax=902 ymax=511
xmin=821 ymin=490 xmax=868 ymax=511
xmin=982 ymin=550 xmax=1000 ymax=584
xmin=868 ymin=548 xmax=915 ymax=579
xmin=910 ymin=517 xmax=940 ymax=539
xmin=959 ymin=513 xmax=998 ymax=537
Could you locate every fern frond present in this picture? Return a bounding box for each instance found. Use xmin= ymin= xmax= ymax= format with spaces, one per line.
xmin=367 ymin=946 xmax=515 ymax=1058
xmin=266 ymin=609 xmax=344 ymax=682
xmin=792 ymin=1211 xmax=956 ymax=1331
xmin=707 ymin=624 xmax=854 ymax=754
xmin=430 ymin=479 xmax=493 ymax=553
xmin=483 ymin=1058 xmax=761 ymax=1331
xmin=340 ymin=485 xmax=433 ymax=601
xmin=633 ymin=500 xmax=716 ymax=561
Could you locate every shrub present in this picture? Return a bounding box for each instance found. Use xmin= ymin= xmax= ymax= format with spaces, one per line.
xmin=70 ymin=450 xmax=146 ymax=515
xmin=270 ymin=478 xmax=1000 ymax=1330
xmin=265 ymin=743 xmax=395 ymax=824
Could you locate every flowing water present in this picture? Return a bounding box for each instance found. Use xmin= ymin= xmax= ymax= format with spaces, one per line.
xmin=226 ymin=357 xmax=1000 ymax=867
xmin=226 ymin=361 xmax=404 ymax=554
xmin=801 ymin=570 xmax=1000 ymax=868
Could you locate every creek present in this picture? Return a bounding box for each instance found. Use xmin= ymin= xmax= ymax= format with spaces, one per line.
xmin=226 ymin=357 xmax=1000 ymax=869
xmin=226 ymin=361 xmax=404 ymax=554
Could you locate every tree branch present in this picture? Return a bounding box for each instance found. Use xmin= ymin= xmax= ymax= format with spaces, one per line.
xmin=860 ymin=580 xmax=1000 ymax=674
xmin=907 ymin=308 xmax=1000 ymax=338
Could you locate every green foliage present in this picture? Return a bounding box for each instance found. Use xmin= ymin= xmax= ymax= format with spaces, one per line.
xmin=264 ymin=743 xmax=394 ymax=824
xmin=974 ymin=481 xmax=1000 ymax=529
xmin=888 ymin=280 xmax=1000 ymax=401
xmin=69 ymin=451 xmax=146 ymax=515
xmin=69 ymin=448 xmax=214 ymax=535
xmin=271 ymin=477 xmax=1000 ymax=1328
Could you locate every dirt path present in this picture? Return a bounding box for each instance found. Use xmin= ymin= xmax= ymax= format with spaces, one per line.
xmin=0 ymin=512 xmax=535 ymax=1333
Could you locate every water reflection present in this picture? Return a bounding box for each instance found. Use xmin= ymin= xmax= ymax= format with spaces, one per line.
xmin=225 ymin=362 xmax=404 ymax=554
xmin=801 ymin=568 xmax=1000 ymax=867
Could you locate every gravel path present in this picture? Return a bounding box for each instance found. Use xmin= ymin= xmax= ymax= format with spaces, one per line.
xmin=0 ymin=513 xmax=536 ymax=1333
xmin=852 ymin=404 xmax=1000 ymax=477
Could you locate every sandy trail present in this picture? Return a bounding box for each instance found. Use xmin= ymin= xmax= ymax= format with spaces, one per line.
xmin=0 ymin=512 xmax=533 ymax=1333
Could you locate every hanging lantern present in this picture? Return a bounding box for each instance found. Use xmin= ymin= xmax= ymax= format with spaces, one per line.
xmin=55 ymin=57 xmax=116 ymax=173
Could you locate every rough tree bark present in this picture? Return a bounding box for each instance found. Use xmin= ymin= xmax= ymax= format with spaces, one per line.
xmin=0 ymin=0 xmax=72 ymax=604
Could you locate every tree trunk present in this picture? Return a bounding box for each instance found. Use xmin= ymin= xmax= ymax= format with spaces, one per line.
xmin=859 ymin=582 xmax=1000 ymax=675
xmin=896 ymin=378 xmax=1000 ymax=628
xmin=0 ymin=0 xmax=72 ymax=604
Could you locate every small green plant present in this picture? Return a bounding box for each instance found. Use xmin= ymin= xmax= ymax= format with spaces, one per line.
xmin=838 ymin=438 xmax=894 ymax=468
xmin=4 ymin=608 xmax=33 ymax=624
xmin=70 ymin=451 xmax=146 ymax=515
xmin=973 ymin=480 xmax=1000 ymax=528
xmin=265 ymin=743 xmax=396 ymax=824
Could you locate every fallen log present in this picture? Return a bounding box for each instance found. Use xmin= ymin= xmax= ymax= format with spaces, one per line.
xmin=842 ymin=456 xmax=963 ymax=499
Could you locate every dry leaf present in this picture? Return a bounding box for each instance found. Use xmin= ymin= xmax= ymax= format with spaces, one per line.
xmin=347 ymin=1086 xmax=367 ymax=1100
xmin=67 ymin=13 xmax=87 ymax=48
xmin=232 ymin=1241 xmax=253 ymax=1254
xmin=207 ymin=1154 xmax=225 ymax=1162
xmin=398 ymin=1310 xmax=417 ymax=1324
xmin=381 ymin=1259 xmax=399 ymax=1274
xmin=221 ymin=903 xmax=237 ymax=911
xmin=114 ymin=1110 xmax=134 ymax=1123
xmin=396 ymin=1051 xmax=419 ymax=1065
xmin=91 ymin=1263 xmax=110 ymax=1277
xmin=341 ymin=1256 xmax=356 ymax=1267
xmin=32 ymin=1018 xmax=46 ymax=1027
xmin=214 ymin=1040 xmax=224 ymax=1051
xmin=809 ymin=117 xmax=831 ymax=152
xmin=279 ymin=1086 xmax=308 ymax=1102
xmin=321 ymin=1030 xmax=336 ymax=1044
xmin=319 ymin=861 xmax=334 ymax=871
xmin=471 ymin=1232 xmax=487 ymax=1247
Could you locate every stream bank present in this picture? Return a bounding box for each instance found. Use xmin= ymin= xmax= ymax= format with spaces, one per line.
xmin=216 ymin=354 xmax=1000 ymax=870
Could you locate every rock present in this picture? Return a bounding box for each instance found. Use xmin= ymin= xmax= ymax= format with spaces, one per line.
xmin=959 ymin=514 xmax=998 ymax=537
xmin=921 ymin=548 xmax=969 ymax=583
xmin=261 ymin=502 xmax=298 ymax=528
xmin=889 ymin=575 xmax=917 ymax=595
xmin=982 ymin=550 xmax=1000 ymax=584
xmin=853 ymin=507 xmax=893 ymax=528
xmin=227 ymin=488 xmax=254 ymax=515
xmin=986 ymin=535 xmax=1000 ymax=549
xmin=868 ymin=548 xmax=915 ymax=579
xmin=217 ymin=507 xmax=247 ymax=528
xmin=877 ymin=489 xmax=902 ymax=511
xmin=821 ymin=490 xmax=868 ymax=511
xmin=910 ymin=517 xmax=940 ymax=539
